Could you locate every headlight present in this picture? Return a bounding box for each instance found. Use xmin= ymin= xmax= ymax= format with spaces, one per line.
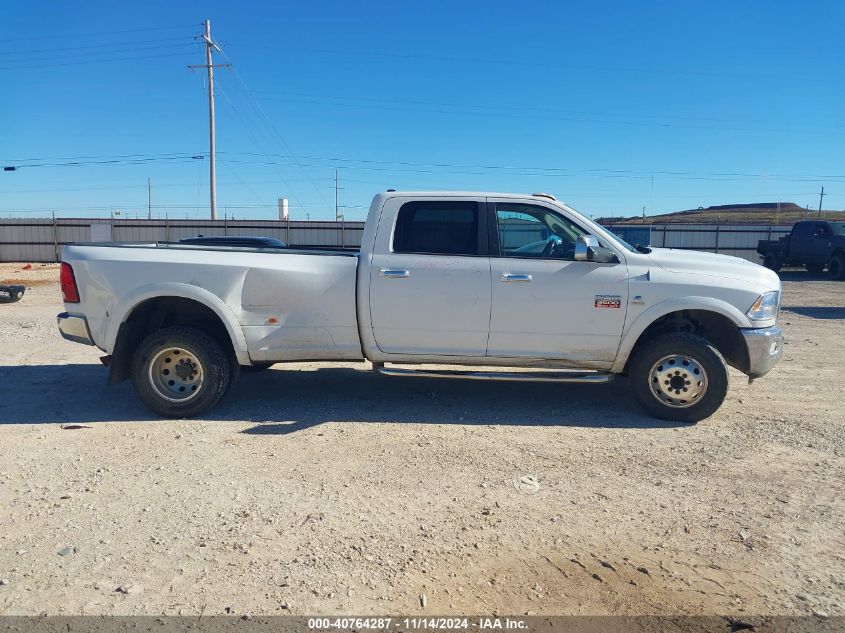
xmin=746 ymin=291 xmax=780 ymax=321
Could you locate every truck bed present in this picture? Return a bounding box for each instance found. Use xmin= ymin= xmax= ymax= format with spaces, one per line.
xmin=756 ymin=239 xmax=785 ymax=256
xmin=61 ymin=242 xmax=363 ymax=362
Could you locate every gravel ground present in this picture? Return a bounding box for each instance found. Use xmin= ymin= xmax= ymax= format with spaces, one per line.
xmin=0 ymin=262 xmax=842 ymax=617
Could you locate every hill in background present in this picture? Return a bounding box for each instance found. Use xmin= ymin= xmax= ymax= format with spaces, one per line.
xmin=600 ymin=202 xmax=844 ymax=225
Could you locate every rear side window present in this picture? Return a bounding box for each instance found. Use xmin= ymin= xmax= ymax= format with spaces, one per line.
xmin=393 ymin=201 xmax=480 ymax=256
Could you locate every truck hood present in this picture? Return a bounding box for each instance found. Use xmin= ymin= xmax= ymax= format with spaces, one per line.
xmin=646 ymin=247 xmax=780 ymax=288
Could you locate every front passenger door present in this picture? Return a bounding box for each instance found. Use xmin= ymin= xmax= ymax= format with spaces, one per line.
xmin=486 ymin=200 xmax=628 ymax=363
xmin=807 ymin=223 xmax=831 ymax=264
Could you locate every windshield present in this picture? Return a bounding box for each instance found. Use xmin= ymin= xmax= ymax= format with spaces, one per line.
xmin=561 ymin=203 xmax=638 ymax=253
xmin=830 ymin=223 xmax=845 ymax=235
xmin=610 ymin=233 xmax=637 ymax=252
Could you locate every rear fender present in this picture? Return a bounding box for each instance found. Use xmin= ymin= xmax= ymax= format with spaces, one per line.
xmin=106 ymin=282 xmax=250 ymax=365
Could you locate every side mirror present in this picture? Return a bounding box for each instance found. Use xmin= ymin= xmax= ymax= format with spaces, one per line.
xmin=575 ymin=234 xmax=616 ymax=263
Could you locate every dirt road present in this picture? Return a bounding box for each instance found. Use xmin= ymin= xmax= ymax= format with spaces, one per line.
xmin=0 ymin=263 xmax=842 ymax=617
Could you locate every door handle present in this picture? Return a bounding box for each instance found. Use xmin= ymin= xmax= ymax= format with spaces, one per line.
xmin=380 ymin=269 xmax=410 ymax=278
xmin=501 ymin=273 xmax=532 ymax=282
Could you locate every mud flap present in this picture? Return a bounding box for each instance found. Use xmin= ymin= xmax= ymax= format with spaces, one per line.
xmin=108 ymin=319 xmax=145 ymax=385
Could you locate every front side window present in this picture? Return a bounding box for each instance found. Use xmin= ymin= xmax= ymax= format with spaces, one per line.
xmin=495 ymin=203 xmax=586 ymax=259
xmin=812 ymin=224 xmax=829 ymax=238
xmin=393 ymin=201 xmax=480 ymax=255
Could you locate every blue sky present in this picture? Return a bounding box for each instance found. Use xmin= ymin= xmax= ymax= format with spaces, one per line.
xmin=2 ymin=1 xmax=843 ymax=220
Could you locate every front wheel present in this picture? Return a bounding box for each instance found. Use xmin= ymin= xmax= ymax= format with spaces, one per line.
xmin=131 ymin=326 xmax=233 ymax=418
xmin=628 ymin=333 xmax=729 ymax=423
xmin=828 ymin=253 xmax=845 ymax=280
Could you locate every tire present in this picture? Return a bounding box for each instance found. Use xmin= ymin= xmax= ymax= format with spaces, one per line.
xmin=628 ymin=333 xmax=729 ymax=423
xmin=828 ymin=253 xmax=845 ymax=281
xmin=762 ymin=253 xmax=782 ymax=272
xmin=240 ymin=362 xmax=275 ymax=373
xmin=131 ymin=326 xmax=233 ymax=418
xmin=806 ymin=263 xmax=825 ymax=274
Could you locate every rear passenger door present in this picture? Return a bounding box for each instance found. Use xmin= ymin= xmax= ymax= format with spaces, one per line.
xmin=368 ymin=197 xmax=492 ymax=356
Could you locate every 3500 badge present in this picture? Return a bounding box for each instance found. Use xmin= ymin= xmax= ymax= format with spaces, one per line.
xmin=595 ymin=295 xmax=622 ymax=309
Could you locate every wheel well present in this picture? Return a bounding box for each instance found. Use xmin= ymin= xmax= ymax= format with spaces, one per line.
xmin=626 ymin=310 xmax=749 ymax=374
xmin=108 ymin=296 xmax=235 ymax=384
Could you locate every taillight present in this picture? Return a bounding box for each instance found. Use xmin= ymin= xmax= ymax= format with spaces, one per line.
xmin=60 ymin=262 xmax=80 ymax=303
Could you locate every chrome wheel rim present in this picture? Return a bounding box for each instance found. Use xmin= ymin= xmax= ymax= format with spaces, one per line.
xmin=648 ymin=354 xmax=707 ymax=408
xmin=148 ymin=347 xmax=203 ymax=403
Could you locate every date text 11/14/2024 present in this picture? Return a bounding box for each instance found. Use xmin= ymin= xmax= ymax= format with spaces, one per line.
xmin=307 ymin=617 xmax=528 ymax=630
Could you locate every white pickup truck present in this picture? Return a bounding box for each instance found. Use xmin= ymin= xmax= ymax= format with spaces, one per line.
xmin=57 ymin=191 xmax=784 ymax=423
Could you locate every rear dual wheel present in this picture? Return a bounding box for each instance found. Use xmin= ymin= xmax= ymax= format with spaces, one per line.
xmin=629 ymin=333 xmax=729 ymax=423
xmin=762 ymin=253 xmax=782 ymax=272
xmin=131 ymin=326 xmax=234 ymax=418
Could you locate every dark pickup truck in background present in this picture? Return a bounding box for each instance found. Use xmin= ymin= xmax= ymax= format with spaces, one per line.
xmin=757 ymin=220 xmax=845 ymax=280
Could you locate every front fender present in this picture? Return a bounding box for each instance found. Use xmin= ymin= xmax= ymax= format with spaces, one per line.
xmin=105 ymin=282 xmax=251 ymax=365
xmin=611 ymin=296 xmax=752 ymax=373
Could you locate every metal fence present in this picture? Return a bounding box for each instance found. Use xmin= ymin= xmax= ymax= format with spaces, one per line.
xmin=1 ymin=217 xmax=790 ymax=263
xmin=602 ymin=222 xmax=791 ymax=262
xmin=0 ymin=218 xmax=366 ymax=262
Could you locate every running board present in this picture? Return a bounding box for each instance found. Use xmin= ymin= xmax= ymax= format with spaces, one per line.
xmin=376 ymin=367 xmax=614 ymax=384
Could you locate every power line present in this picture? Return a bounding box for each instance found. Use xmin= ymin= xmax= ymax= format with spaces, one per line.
xmin=1 ymin=24 xmax=198 ymax=43
xmin=0 ymin=40 xmax=198 ymax=63
xmin=5 ymin=147 xmax=844 ymax=184
xmin=241 ymin=92 xmax=832 ymax=137
xmin=213 ymin=157 xmax=840 ymax=185
xmin=215 ymin=152 xmax=845 ymax=183
xmin=231 ymin=44 xmax=824 ymax=84
xmin=0 ymin=35 xmax=195 ymax=56
xmin=4 ymin=155 xmax=204 ymax=169
xmin=0 ymin=50 xmax=199 ymax=71
xmin=245 ymin=89 xmax=842 ymax=131
xmin=1 ymin=178 xmax=336 ymax=194
xmin=214 ymin=76 xmax=307 ymax=211
xmin=217 ymin=47 xmax=331 ymax=207
xmin=2 ymin=151 xmax=203 ymax=163
xmin=5 ymin=148 xmax=844 ymax=185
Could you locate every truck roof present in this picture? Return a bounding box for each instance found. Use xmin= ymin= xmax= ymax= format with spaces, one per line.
xmin=379 ymin=191 xmax=564 ymax=202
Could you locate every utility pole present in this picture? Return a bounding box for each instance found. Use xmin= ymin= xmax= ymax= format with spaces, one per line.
xmin=818 ymin=186 xmax=825 ymax=218
xmin=189 ymin=20 xmax=227 ymax=220
xmin=334 ymin=169 xmax=340 ymax=220
xmin=334 ymin=169 xmax=345 ymax=247
xmin=147 ymin=177 xmax=152 ymax=220
xmin=650 ymin=175 xmax=654 ymax=216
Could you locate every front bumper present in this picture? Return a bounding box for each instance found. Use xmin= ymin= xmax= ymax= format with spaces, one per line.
xmin=741 ymin=325 xmax=784 ymax=379
xmin=57 ymin=312 xmax=94 ymax=346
